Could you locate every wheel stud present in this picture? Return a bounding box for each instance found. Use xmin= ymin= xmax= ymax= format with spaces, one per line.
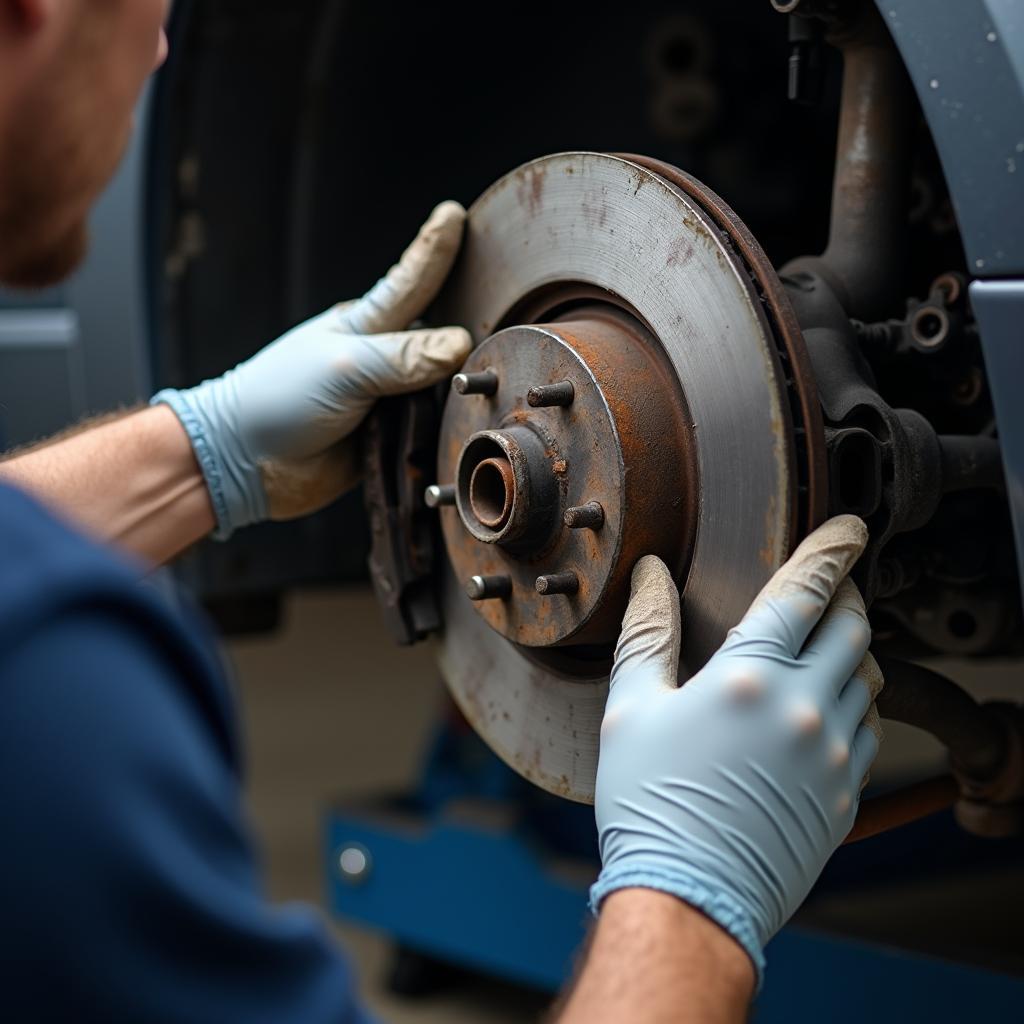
xmin=424 ymin=484 xmax=456 ymax=508
xmin=453 ymin=370 xmax=499 ymax=396
xmin=563 ymin=502 xmax=604 ymax=530
xmin=466 ymin=575 xmax=512 ymax=601
xmin=527 ymin=380 xmax=575 ymax=408
xmin=535 ymin=571 xmax=579 ymax=596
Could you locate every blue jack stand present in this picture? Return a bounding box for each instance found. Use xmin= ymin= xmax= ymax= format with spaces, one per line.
xmin=324 ymin=716 xmax=1024 ymax=1019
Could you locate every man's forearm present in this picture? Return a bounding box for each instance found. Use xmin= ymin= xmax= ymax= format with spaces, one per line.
xmin=556 ymin=890 xmax=755 ymax=1024
xmin=0 ymin=405 xmax=214 ymax=565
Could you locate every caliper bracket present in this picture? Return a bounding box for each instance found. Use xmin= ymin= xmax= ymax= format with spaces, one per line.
xmin=363 ymin=389 xmax=442 ymax=645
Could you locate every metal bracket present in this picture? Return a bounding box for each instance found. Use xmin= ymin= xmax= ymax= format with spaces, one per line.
xmin=363 ymin=389 xmax=442 ymax=645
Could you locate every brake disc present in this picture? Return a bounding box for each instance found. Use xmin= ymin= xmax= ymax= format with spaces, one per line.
xmin=430 ymin=152 xmax=825 ymax=802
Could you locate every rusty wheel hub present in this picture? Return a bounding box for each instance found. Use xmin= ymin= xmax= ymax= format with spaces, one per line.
xmin=439 ymin=307 xmax=695 ymax=649
xmin=430 ymin=152 xmax=826 ymax=802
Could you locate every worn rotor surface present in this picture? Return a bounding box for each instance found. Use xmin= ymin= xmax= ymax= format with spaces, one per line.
xmin=432 ymin=152 xmax=820 ymax=802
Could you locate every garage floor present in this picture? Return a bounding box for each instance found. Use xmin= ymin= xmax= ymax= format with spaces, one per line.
xmin=228 ymin=588 xmax=551 ymax=1022
xmin=227 ymin=588 xmax=1023 ymax=1021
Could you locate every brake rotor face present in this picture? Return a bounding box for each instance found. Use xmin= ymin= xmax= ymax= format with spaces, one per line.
xmin=432 ymin=152 xmax=824 ymax=802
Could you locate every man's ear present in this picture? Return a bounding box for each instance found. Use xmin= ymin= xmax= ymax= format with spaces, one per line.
xmin=4 ymin=0 xmax=55 ymax=33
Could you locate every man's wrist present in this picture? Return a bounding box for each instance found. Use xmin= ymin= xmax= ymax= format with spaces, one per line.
xmin=0 ymin=406 xmax=216 ymax=565
xmin=607 ymin=889 xmax=756 ymax=990
xmin=558 ymin=888 xmax=755 ymax=1024
xmin=590 ymin=863 xmax=766 ymax=985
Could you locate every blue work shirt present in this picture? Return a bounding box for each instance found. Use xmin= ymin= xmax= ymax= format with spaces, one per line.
xmin=0 ymin=485 xmax=373 ymax=1023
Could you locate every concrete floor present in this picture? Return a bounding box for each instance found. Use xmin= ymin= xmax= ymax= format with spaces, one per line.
xmin=227 ymin=587 xmax=1023 ymax=1019
xmin=229 ymin=588 xmax=551 ymax=1021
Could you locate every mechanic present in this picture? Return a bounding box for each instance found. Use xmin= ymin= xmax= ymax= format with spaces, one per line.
xmin=0 ymin=2 xmax=882 ymax=1021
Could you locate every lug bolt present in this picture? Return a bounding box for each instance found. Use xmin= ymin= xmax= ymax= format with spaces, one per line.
xmin=453 ymin=370 xmax=499 ymax=396
xmin=527 ymin=380 xmax=575 ymax=408
xmin=466 ymin=575 xmax=512 ymax=601
xmin=535 ymin=571 xmax=579 ymax=596
xmin=424 ymin=484 xmax=456 ymax=508
xmin=563 ymin=501 xmax=605 ymax=530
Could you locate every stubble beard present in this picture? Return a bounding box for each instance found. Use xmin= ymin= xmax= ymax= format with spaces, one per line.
xmin=0 ymin=190 xmax=89 ymax=291
xmin=0 ymin=11 xmax=130 ymax=291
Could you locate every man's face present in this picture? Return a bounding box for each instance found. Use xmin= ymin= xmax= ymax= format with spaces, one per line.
xmin=0 ymin=0 xmax=169 ymax=289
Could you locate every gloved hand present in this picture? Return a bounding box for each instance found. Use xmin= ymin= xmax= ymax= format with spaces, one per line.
xmin=153 ymin=202 xmax=472 ymax=539
xmin=591 ymin=515 xmax=884 ymax=984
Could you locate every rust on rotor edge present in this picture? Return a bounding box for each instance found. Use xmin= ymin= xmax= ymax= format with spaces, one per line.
xmin=548 ymin=306 xmax=696 ymax=637
xmin=619 ymin=154 xmax=829 ymax=550
xmin=497 ymin=284 xmax=700 ymax=593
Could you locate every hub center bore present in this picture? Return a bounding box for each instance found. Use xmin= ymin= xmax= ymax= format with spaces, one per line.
xmin=454 ymin=426 xmax=558 ymax=549
xmin=436 ymin=305 xmax=697 ymax=649
xmin=469 ymin=457 xmax=515 ymax=529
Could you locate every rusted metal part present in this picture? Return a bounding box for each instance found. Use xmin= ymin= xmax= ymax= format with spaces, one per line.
xmin=854 ymin=271 xmax=972 ymax=360
xmin=909 ymin=305 xmax=951 ymax=350
xmin=452 ymin=370 xmax=498 ymax=396
xmin=536 ymin=572 xmax=580 ymax=597
xmin=876 ymin=657 xmax=1008 ymax=781
xmin=785 ymin=271 xmax=944 ymax=603
xmin=453 ymin=427 xmax=558 ymax=550
xmin=842 ymin=651 xmax=1023 ymax=844
xmin=528 ymin=381 xmax=575 ymax=408
xmin=954 ymin=798 xmax=1024 ymax=840
xmin=933 ymin=271 xmax=964 ymax=307
xmin=954 ymin=703 xmax=1024 ymax=838
xmin=433 ymin=152 xmax=801 ymax=800
xmin=782 ymin=2 xmax=915 ymax=321
xmin=437 ymin=309 xmax=694 ymax=648
xmin=564 ymin=502 xmax=605 ymax=531
xmin=622 ymin=153 xmax=828 ymax=543
xmin=873 ymin=658 xmax=1024 ymax=838
xmin=469 ymin=457 xmax=515 ymax=529
xmin=363 ymin=391 xmax=442 ymax=645
xmin=843 ymin=775 xmax=959 ymax=845
xmin=953 ymin=700 xmax=1024 ymax=799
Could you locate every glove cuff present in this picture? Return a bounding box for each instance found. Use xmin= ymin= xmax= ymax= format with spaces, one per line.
xmin=589 ymin=866 xmax=766 ymax=989
xmin=151 ymin=387 xmax=265 ymax=540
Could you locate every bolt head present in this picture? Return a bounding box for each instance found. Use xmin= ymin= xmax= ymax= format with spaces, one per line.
xmin=337 ymin=843 xmax=372 ymax=884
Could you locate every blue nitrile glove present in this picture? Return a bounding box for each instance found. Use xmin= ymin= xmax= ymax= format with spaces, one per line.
xmin=591 ymin=515 xmax=884 ymax=983
xmin=153 ymin=202 xmax=472 ymax=539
